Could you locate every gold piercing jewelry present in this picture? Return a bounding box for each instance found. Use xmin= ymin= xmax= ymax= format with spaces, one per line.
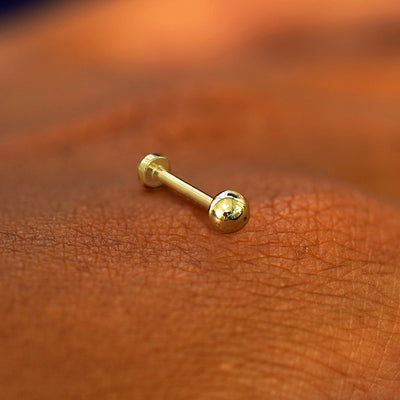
xmin=138 ymin=153 xmax=249 ymax=233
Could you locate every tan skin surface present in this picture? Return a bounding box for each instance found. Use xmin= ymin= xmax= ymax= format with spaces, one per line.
xmin=1 ymin=1 xmax=400 ymax=399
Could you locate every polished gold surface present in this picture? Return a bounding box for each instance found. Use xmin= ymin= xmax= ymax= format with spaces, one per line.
xmin=208 ymin=190 xmax=250 ymax=233
xmin=137 ymin=153 xmax=171 ymax=187
xmin=138 ymin=153 xmax=249 ymax=233
xmin=156 ymin=169 xmax=213 ymax=209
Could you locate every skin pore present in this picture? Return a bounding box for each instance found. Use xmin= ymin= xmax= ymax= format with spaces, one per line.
xmin=1 ymin=1 xmax=400 ymax=399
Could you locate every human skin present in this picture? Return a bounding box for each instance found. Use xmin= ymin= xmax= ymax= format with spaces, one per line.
xmin=1 ymin=1 xmax=400 ymax=399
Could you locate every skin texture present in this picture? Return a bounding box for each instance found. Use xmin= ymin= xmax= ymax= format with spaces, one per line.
xmin=1 ymin=1 xmax=400 ymax=399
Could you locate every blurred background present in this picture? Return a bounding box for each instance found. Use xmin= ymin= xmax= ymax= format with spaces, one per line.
xmin=0 ymin=0 xmax=399 ymax=199
xmin=0 ymin=0 xmax=49 ymax=16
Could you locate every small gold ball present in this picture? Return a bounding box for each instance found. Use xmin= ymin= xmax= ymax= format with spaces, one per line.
xmin=208 ymin=190 xmax=249 ymax=233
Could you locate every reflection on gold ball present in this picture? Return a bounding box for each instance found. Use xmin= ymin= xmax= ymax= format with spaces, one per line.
xmin=208 ymin=190 xmax=249 ymax=233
